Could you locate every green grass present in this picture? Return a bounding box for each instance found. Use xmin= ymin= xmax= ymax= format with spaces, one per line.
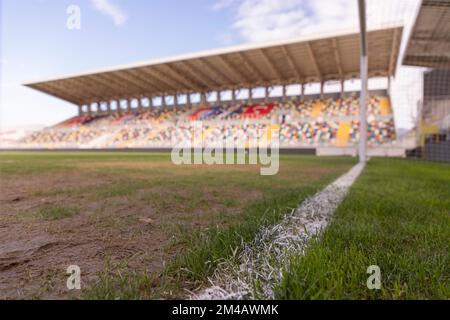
xmin=83 ymin=155 xmax=355 ymax=299
xmin=83 ymin=186 xmax=327 ymax=300
xmin=38 ymin=206 xmax=79 ymax=220
xmin=0 ymin=151 xmax=355 ymax=299
xmin=3 ymin=152 xmax=448 ymax=300
xmin=169 ymin=186 xmax=319 ymax=280
xmin=276 ymin=159 xmax=450 ymax=300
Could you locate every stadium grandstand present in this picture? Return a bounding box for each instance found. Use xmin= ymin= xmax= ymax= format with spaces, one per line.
xmin=15 ymin=26 xmax=403 ymax=155
xmin=1 ymin=0 xmax=450 ymax=303
xmin=403 ymin=0 xmax=450 ymax=161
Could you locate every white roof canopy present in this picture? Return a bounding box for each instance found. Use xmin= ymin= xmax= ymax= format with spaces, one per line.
xmin=24 ymin=26 xmax=403 ymax=105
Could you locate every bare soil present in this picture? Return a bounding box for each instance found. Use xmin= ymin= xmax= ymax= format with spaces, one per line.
xmin=0 ymin=168 xmax=260 ymax=299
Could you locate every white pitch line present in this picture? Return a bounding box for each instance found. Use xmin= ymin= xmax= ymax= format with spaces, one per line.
xmin=192 ymin=162 xmax=365 ymax=300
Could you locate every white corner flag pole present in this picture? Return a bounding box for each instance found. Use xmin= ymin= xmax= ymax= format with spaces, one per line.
xmin=358 ymin=0 xmax=368 ymax=163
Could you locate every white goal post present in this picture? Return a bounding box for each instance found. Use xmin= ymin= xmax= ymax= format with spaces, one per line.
xmin=358 ymin=0 xmax=368 ymax=163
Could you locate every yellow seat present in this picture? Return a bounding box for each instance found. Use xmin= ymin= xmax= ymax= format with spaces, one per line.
xmin=311 ymin=102 xmax=325 ymax=117
xmin=335 ymin=122 xmax=351 ymax=146
xmin=380 ymin=98 xmax=392 ymax=116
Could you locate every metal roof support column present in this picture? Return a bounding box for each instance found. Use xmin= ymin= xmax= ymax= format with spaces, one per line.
xmin=126 ymin=99 xmax=132 ymax=112
xmin=106 ymin=101 xmax=112 ymax=114
xmin=117 ymin=100 xmax=122 ymax=114
xmin=200 ymin=92 xmax=207 ymax=105
xmin=232 ymin=89 xmax=236 ymax=105
xmin=387 ymin=77 xmax=391 ymax=96
xmin=149 ymin=97 xmax=153 ymax=108
xmin=186 ymin=93 xmax=191 ymax=108
xmin=265 ymin=86 xmax=269 ymax=103
xmin=217 ymin=90 xmax=221 ymax=105
xmin=78 ymin=105 xmax=83 ymax=116
xmin=248 ymin=87 xmax=253 ymax=105
xmin=282 ymin=84 xmax=287 ymax=101
xmin=320 ymin=82 xmax=324 ymax=99
xmin=174 ymin=94 xmax=179 ymax=107
xmin=87 ymin=103 xmax=92 ymax=115
xmin=162 ymin=95 xmax=167 ymax=108
xmin=341 ymin=80 xmax=345 ymax=98
xmin=301 ymin=83 xmax=305 ymax=101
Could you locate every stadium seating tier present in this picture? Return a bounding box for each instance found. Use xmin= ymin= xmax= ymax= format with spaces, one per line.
xmin=21 ymin=95 xmax=396 ymax=148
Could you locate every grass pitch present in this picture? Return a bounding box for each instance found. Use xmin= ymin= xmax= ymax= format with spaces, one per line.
xmin=0 ymin=152 xmax=354 ymax=299
xmin=276 ymin=159 xmax=450 ymax=299
xmin=1 ymin=153 xmax=447 ymax=300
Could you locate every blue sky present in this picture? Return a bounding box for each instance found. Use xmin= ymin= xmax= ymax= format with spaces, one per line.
xmin=1 ymin=0 xmax=237 ymax=128
xmin=1 ymin=0 xmax=422 ymax=130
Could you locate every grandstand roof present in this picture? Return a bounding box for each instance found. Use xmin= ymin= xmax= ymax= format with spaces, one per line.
xmin=24 ymin=26 xmax=403 ymax=105
xmin=403 ymin=0 xmax=450 ymax=68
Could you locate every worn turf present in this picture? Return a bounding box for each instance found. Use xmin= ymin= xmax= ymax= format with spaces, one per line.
xmin=0 ymin=152 xmax=354 ymax=299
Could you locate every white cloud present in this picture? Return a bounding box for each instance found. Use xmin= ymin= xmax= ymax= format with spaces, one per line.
xmin=226 ymin=0 xmax=356 ymax=42
xmin=91 ymin=0 xmax=127 ymax=26
xmin=215 ymin=0 xmax=419 ymax=42
xmin=213 ymin=0 xmax=423 ymax=129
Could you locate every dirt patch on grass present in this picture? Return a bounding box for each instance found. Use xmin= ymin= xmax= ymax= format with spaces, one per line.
xmin=0 ymin=154 xmax=353 ymax=299
xmin=79 ymin=160 xmax=264 ymax=175
xmin=0 ymin=168 xmax=263 ymax=299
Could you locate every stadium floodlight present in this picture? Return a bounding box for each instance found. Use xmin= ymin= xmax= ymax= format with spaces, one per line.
xmin=358 ymin=0 xmax=368 ymax=163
